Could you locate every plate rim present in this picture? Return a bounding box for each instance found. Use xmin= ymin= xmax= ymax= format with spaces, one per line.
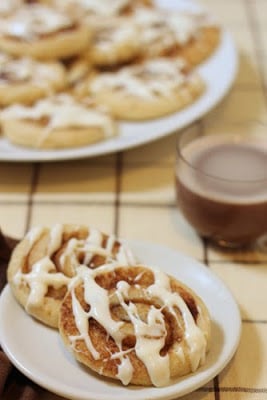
xmin=0 ymin=240 xmax=242 ymax=400
xmin=0 ymin=1 xmax=238 ymax=162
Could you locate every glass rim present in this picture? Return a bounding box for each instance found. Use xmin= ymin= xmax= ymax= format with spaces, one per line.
xmin=176 ymin=120 xmax=267 ymax=184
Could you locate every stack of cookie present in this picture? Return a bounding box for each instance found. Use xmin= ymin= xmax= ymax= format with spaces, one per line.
xmin=0 ymin=0 xmax=220 ymax=149
xmin=7 ymin=223 xmax=211 ymax=387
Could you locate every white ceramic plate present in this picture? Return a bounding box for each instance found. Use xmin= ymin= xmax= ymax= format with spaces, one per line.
xmin=0 ymin=240 xmax=241 ymax=400
xmin=0 ymin=0 xmax=238 ymax=162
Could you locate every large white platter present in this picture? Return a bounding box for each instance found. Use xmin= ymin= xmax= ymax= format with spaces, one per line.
xmin=0 ymin=0 xmax=238 ymax=162
xmin=0 ymin=240 xmax=241 ymax=400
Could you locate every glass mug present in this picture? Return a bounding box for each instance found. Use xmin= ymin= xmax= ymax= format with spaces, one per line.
xmin=175 ymin=122 xmax=267 ymax=248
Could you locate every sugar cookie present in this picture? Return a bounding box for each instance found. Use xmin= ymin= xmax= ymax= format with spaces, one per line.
xmin=87 ymin=16 xmax=141 ymax=67
xmin=88 ymin=58 xmax=205 ymax=120
xmin=133 ymin=7 xmax=220 ymax=65
xmin=0 ymin=52 xmax=67 ymax=106
xmin=0 ymin=94 xmax=117 ymax=149
xmin=0 ymin=4 xmax=90 ymax=60
xmin=59 ymin=264 xmax=210 ymax=386
xmin=7 ymin=224 xmax=136 ymax=328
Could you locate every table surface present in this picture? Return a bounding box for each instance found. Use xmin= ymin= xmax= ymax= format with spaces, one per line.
xmin=1 ymin=1 xmax=267 ymax=399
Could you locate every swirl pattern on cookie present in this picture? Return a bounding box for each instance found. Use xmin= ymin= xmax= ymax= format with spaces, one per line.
xmin=133 ymin=7 xmax=220 ymax=65
xmin=7 ymin=224 xmax=136 ymax=328
xmin=59 ymin=264 xmax=210 ymax=386
xmin=89 ymin=57 xmax=205 ymax=120
xmin=0 ymin=52 xmax=66 ymax=105
xmin=0 ymin=4 xmax=90 ymax=60
xmin=87 ymin=16 xmax=141 ymax=67
xmin=0 ymin=93 xmax=117 ymax=149
xmin=0 ymin=1 xmax=221 ymax=149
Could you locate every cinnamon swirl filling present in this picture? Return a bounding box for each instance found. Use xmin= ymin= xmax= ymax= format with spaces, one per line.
xmin=7 ymin=224 xmax=136 ymax=328
xmin=59 ymin=264 xmax=210 ymax=386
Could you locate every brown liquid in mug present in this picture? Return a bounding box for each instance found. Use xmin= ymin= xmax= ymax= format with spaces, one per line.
xmin=176 ymin=135 xmax=267 ymax=246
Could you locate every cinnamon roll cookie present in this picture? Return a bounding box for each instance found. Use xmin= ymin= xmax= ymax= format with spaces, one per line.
xmin=0 ymin=52 xmax=67 ymax=106
xmin=7 ymin=224 xmax=136 ymax=328
xmin=59 ymin=264 xmax=210 ymax=386
xmin=0 ymin=94 xmax=117 ymax=149
xmin=86 ymin=16 xmax=141 ymax=67
xmin=88 ymin=57 xmax=205 ymax=120
xmin=0 ymin=4 xmax=90 ymax=60
xmin=133 ymin=7 xmax=220 ymax=65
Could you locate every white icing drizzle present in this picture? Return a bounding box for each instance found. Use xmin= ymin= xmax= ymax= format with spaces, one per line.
xmin=0 ymin=4 xmax=74 ymax=40
xmin=59 ymin=228 xmax=135 ymax=268
xmin=59 ymin=237 xmax=80 ymax=273
xmin=70 ymin=286 xmax=100 ymax=359
xmin=25 ymin=226 xmax=45 ymax=249
xmin=1 ymin=94 xmax=115 ymax=139
xmin=13 ymin=225 xmax=70 ymax=308
xmin=70 ymin=265 xmax=132 ymax=384
xmin=116 ymin=354 xmax=134 ymax=385
xmin=0 ymin=53 xmax=60 ymax=86
xmin=14 ymin=256 xmax=70 ymax=310
xmin=90 ymin=58 xmax=187 ymax=100
xmin=87 ymin=228 xmax=103 ymax=248
xmin=116 ymin=285 xmax=169 ymax=386
xmin=12 ymin=225 xmax=136 ymax=313
xmin=69 ymin=264 xmax=208 ymax=386
xmin=85 ymin=244 xmax=110 ymax=261
xmin=133 ymin=8 xmax=212 ymax=51
xmin=168 ymin=13 xmax=200 ymax=45
xmin=105 ymin=234 xmax=116 ymax=254
xmin=47 ymin=224 xmax=63 ymax=256
xmin=92 ymin=18 xmax=137 ymax=50
xmin=148 ymin=269 xmax=207 ymax=372
xmin=133 ymin=8 xmax=175 ymax=53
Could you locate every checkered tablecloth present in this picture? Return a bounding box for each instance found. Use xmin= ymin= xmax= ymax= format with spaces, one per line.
xmin=1 ymin=1 xmax=267 ymax=399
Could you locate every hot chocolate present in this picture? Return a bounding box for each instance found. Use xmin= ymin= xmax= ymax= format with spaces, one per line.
xmin=176 ymin=134 xmax=267 ymax=247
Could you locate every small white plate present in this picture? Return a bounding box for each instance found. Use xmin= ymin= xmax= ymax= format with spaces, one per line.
xmin=0 ymin=241 xmax=241 ymax=400
xmin=0 ymin=0 xmax=238 ymax=162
